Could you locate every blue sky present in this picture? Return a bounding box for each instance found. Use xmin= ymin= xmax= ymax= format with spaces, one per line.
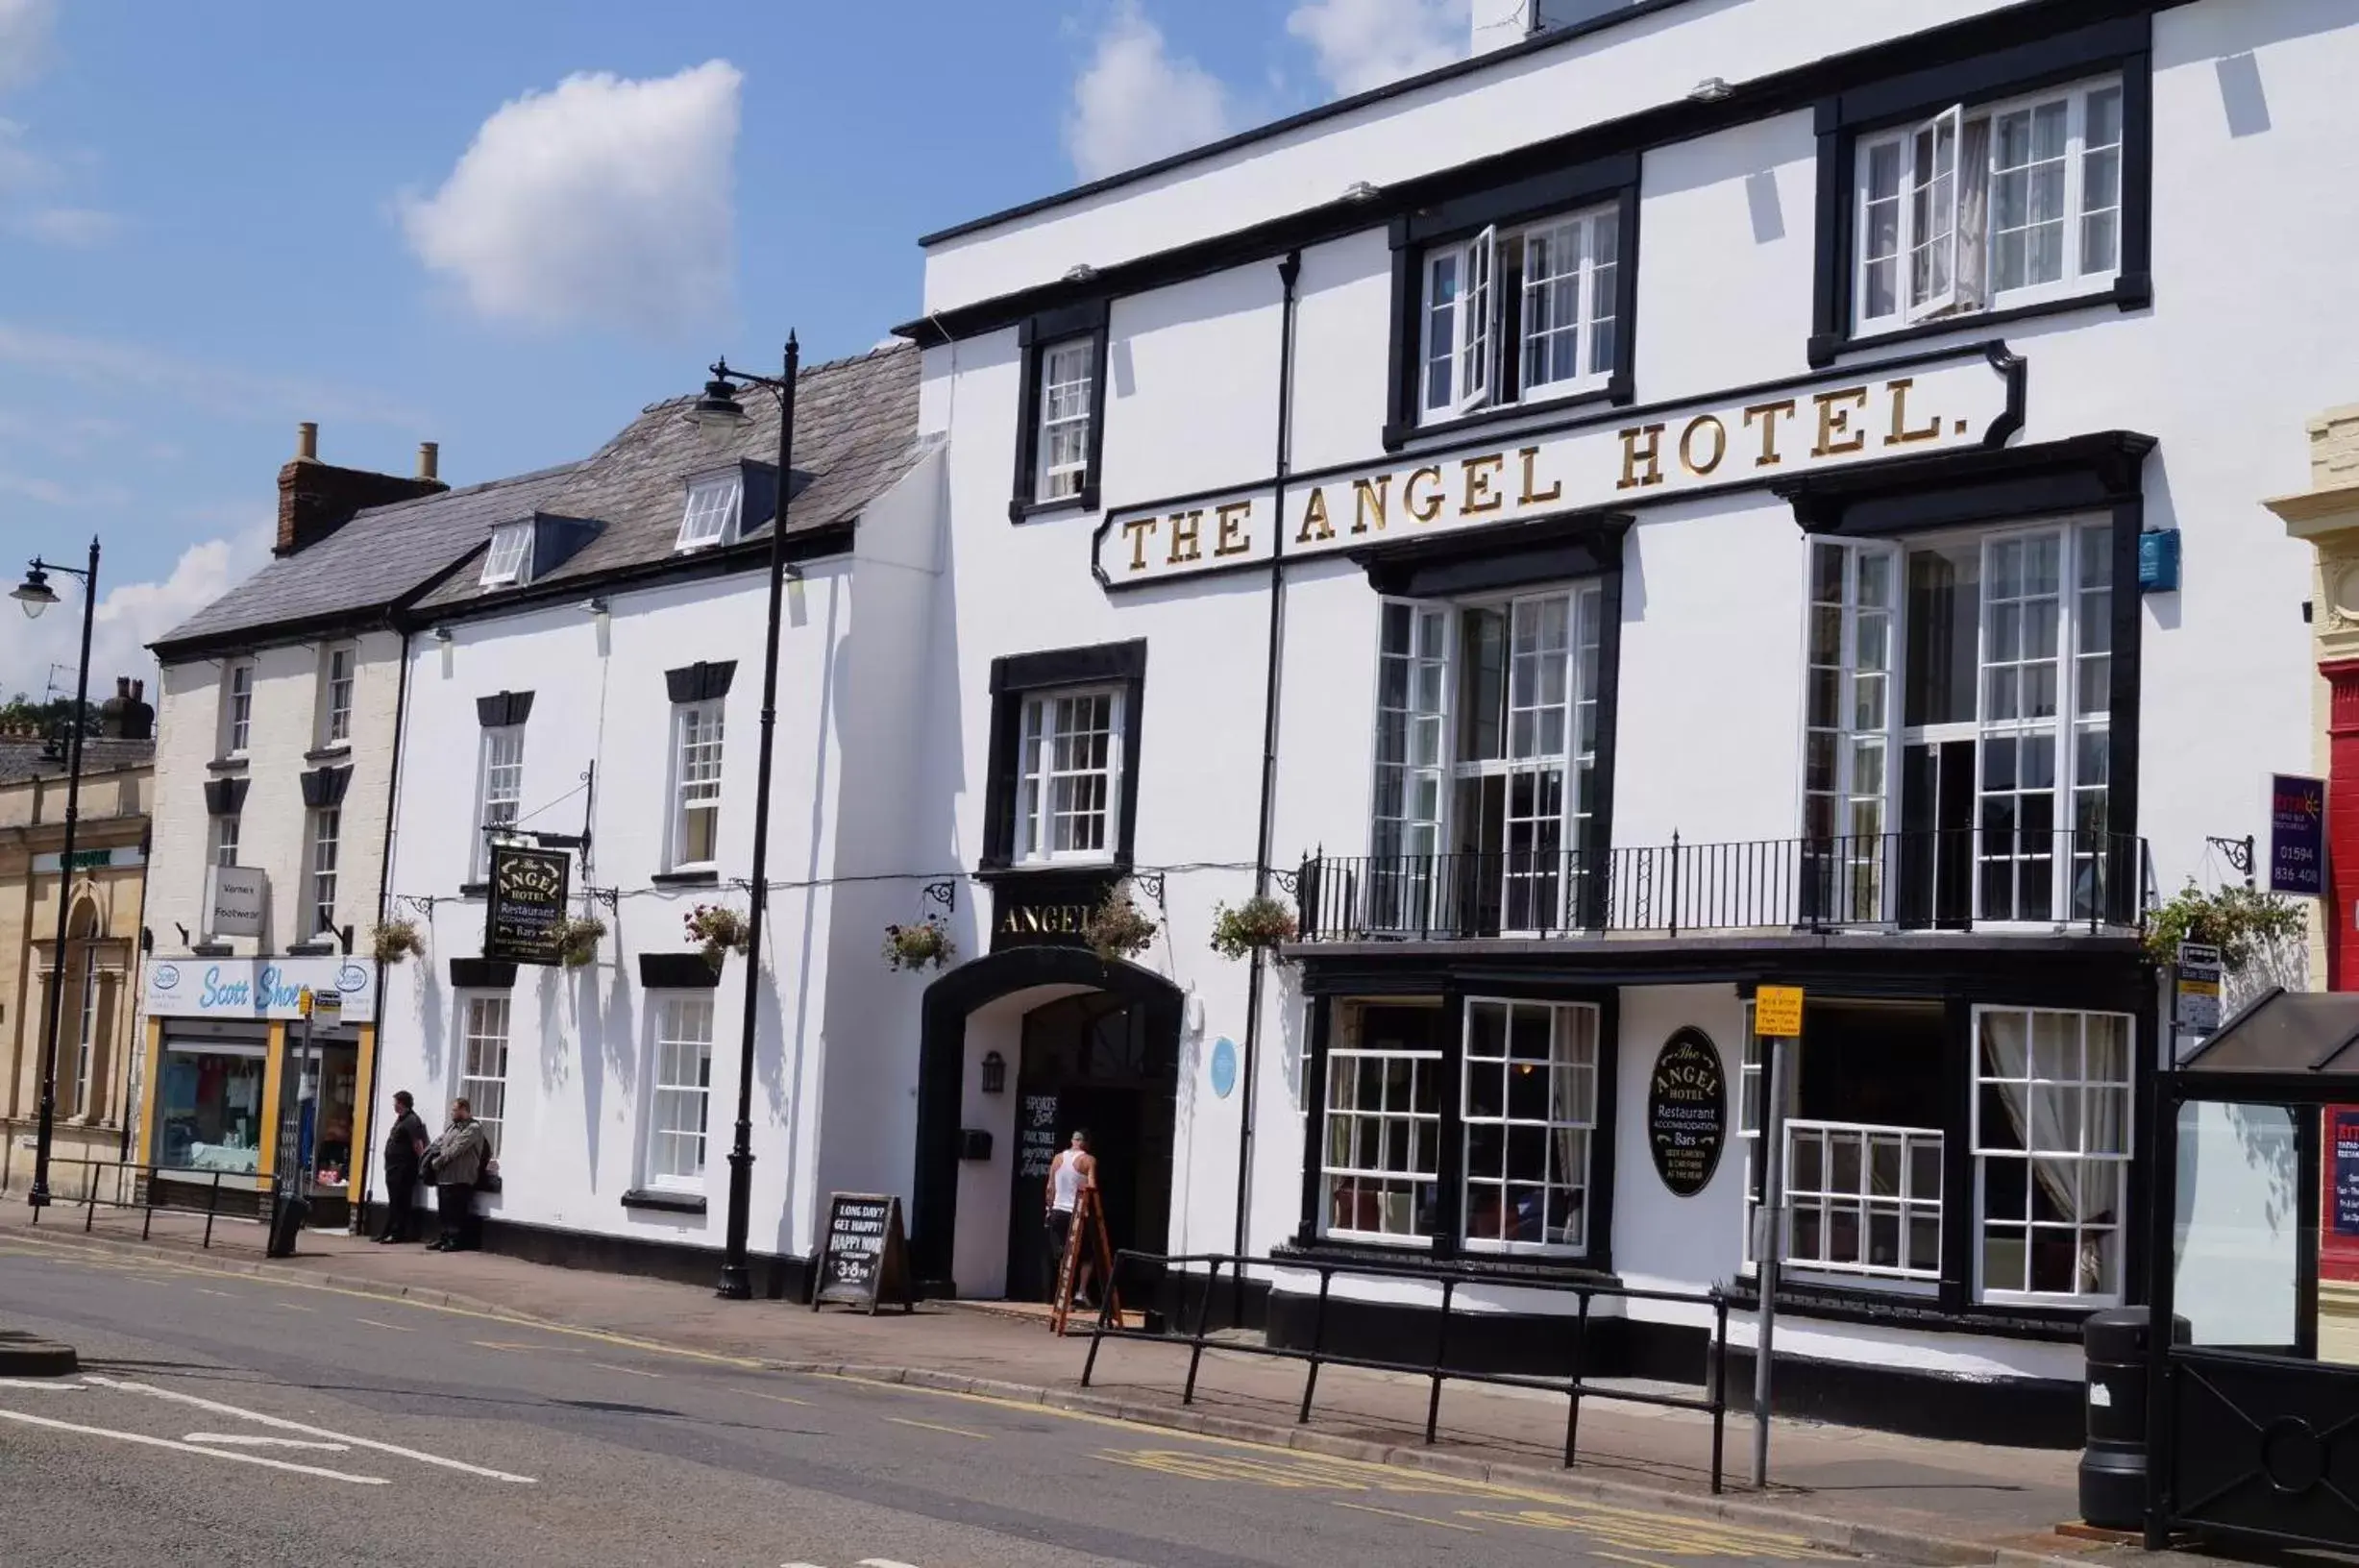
xmin=0 ymin=0 xmax=1472 ymax=698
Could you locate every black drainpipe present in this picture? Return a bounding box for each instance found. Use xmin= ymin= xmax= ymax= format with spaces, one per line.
xmin=1232 ymin=250 xmax=1303 ymax=1314
xmin=352 ymin=625 xmax=414 ymax=1235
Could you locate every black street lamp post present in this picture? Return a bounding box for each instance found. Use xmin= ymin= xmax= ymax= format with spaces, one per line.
xmin=13 ymin=538 xmax=101 ymax=1211
xmin=685 ymin=338 xmax=799 ymax=1300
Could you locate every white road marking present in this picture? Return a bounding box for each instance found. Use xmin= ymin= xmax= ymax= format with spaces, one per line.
xmin=0 ymin=1379 xmax=82 ymax=1391
xmin=860 ymin=1559 xmax=926 ymax=1567
xmin=84 ymin=1376 xmax=538 ymax=1483
xmin=197 ymin=1288 xmax=234 ymax=1298
xmin=184 ymin=1433 xmax=352 ymax=1452
xmin=591 ymin=1362 xmax=663 ymax=1380
xmin=0 ymin=1408 xmax=386 ymax=1484
xmin=354 ymin=1317 xmax=413 ymax=1333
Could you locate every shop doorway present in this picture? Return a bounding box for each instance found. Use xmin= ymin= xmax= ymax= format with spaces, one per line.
xmin=1005 ymin=992 xmax=1176 ymax=1301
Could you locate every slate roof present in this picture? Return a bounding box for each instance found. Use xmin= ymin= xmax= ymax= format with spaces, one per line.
xmin=155 ymin=341 xmax=921 ymax=650
xmin=152 ymin=463 xmax=585 ymax=656
xmin=410 ymin=342 xmax=921 ymax=613
xmin=0 ymin=736 xmax=156 ymax=786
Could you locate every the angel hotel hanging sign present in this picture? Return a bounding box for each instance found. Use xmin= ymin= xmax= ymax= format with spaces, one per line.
xmin=1093 ymin=342 xmax=2021 ymax=588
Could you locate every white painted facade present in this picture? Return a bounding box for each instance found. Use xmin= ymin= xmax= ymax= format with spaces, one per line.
xmin=906 ymin=0 xmax=2358 ymax=1426
xmin=366 ymin=441 xmax=947 ymax=1271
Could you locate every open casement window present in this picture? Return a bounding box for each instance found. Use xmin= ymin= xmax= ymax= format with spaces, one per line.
xmin=1855 ymin=78 xmax=2126 ymax=335
xmin=1804 ymin=523 xmax=2116 ymax=929
xmin=1418 ymin=206 xmax=1618 ymax=426
xmin=1367 ymin=588 xmax=1602 ymax=936
xmin=676 ymin=472 xmax=742 ymax=551
xmin=479 ymin=522 xmax=533 ymax=587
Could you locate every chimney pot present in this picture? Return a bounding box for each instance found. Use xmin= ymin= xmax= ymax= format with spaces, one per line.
xmin=297 ymin=422 xmax=319 ymax=461
xmin=132 ymin=679 xmax=143 ymax=700
xmin=418 ymin=441 xmax=439 ymax=481
xmin=116 ymin=676 xmax=131 ymax=698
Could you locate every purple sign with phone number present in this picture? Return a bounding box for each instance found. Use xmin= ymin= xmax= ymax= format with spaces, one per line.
xmin=2270 ymin=773 xmax=2326 ymax=897
xmin=2336 ymin=1110 xmax=2359 ymax=1238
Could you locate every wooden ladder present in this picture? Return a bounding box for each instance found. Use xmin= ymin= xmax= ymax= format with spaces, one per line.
xmin=1050 ymin=1185 xmax=1121 ymax=1336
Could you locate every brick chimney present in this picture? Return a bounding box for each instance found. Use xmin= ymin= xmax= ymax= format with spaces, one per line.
xmin=276 ymin=423 xmax=449 ymax=556
xmin=100 ymin=675 xmax=154 ymax=740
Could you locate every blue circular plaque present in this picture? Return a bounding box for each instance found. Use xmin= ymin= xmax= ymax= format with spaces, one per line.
xmin=1210 ymin=1037 xmax=1238 ymax=1099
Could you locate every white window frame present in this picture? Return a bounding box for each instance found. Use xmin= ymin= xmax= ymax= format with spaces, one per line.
xmin=1319 ymin=1005 xmax=1443 ymax=1245
xmin=307 ymin=805 xmax=340 ymax=938
xmin=319 ymin=644 xmax=356 ymax=747
xmin=1971 ymin=1005 xmax=2133 ymax=1307
xmin=1014 ymin=686 xmax=1123 ymax=865
xmin=222 ymin=660 xmax=254 ymax=757
xmin=1459 ymin=998 xmax=1599 ymax=1257
xmin=479 ymin=522 xmax=533 ymax=587
xmin=1034 ymin=337 xmax=1095 ymax=503
xmin=1366 ymin=586 xmax=1604 ymax=935
xmin=458 ymin=994 xmax=511 ymax=1158
xmin=209 ymin=812 xmax=241 ymax=869
xmin=646 ymin=994 xmax=715 ymax=1190
xmin=669 ymin=699 xmax=725 ymax=872
xmin=1418 ymin=203 xmax=1619 ymax=425
xmin=1853 ymin=75 xmax=2125 ymax=335
xmin=71 ymin=943 xmax=99 ymax=1119
xmin=676 ymin=471 xmax=743 ymax=551
xmin=1801 ymin=519 xmax=2112 ymax=929
xmin=475 ymin=723 xmax=527 ymax=882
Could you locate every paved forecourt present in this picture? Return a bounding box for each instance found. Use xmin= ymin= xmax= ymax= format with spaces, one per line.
xmin=0 ymin=1231 xmax=1847 ymax=1568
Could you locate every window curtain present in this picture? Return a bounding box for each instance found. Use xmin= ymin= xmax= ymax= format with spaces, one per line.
xmin=1980 ymin=1011 xmax=2080 ymax=1215
xmin=1547 ymin=1012 xmax=1592 ymax=1247
xmin=1954 ymin=117 xmax=1993 ymax=310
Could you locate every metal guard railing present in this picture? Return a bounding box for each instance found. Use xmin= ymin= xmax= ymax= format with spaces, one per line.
xmin=1080 ymin=1249 xmax=1732 ymax=1493
xmin=1295 ymin=829 xmax=2153 ymax=943
xmin=26 ymin=1156 xmax=283 ymax=1251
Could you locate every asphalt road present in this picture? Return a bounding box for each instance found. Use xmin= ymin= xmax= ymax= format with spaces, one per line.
xmin=0 ymin=1231 xmax=1848 ymax=1568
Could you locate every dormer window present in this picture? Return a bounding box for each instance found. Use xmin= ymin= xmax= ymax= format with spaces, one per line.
xmin=676 ymin=471 xmax=743 ymax=551
xmin=479 ymin=522 xmax=534 ymax=587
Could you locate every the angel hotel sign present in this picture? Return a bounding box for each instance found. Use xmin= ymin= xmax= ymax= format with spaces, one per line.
xmin=1095 ymin=345 xmax=2021 ymax=587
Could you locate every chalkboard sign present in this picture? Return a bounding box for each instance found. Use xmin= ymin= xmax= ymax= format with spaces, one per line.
xmin=2334 ymin=1110 xmax=2359 ymax=1238
xmin=484 ymin=843 xmax=571 ymax=966
xmin=1018 ymin=1094 xmax=1060 ymax=1180
xmin=1647 ymin=1028 xmax=1728 ymax=1198
xmin=812 ymin=1191 xmax=914 ymax=1314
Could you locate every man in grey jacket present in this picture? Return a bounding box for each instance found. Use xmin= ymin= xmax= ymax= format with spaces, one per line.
xmin=422 ymin=1098 xmax=495 ymax=1253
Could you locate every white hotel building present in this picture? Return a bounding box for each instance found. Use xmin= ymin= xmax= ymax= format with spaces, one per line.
xmin=891 ymin=0 xmax=2352 ymax=1442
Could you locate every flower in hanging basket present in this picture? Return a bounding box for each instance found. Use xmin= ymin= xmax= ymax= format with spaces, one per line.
xmin=884 ymin=915 xmax=955 ymax=972
xmin=371 ymin=919 xmax=425 ymax=966
xmin=1209 ymin=894 xmax=1297 ymax=960
xmin=683 ymin=904 xmax=750 ymax=969
xmin=556 ymin=915 xmax=607 ymax=969
xmin=1084 ymin=884 xmax=1159 ymax=962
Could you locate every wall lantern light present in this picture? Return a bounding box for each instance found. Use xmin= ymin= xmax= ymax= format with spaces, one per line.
xmin=981 ymin=1050 xmax=1007 ymax=1095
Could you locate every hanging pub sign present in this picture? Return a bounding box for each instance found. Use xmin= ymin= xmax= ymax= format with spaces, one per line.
xmin=1647 ymin=1027 xmax=1728 ymax=1198
xmin=484 ymin=842 xmax=572 ymax=967
xmin=1094 ymin=344 xmax=2020 ymax=587
xmin=2269 ymin=772 xmax=2326 ymax=897
xmin=811 ymin=1191 xmax=915 ymax=1314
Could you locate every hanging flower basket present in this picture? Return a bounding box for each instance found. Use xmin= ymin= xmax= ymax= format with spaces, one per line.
xmin=1210 ymin=894 xmax=1297 ymax=960
xmin=556 ymin=916 xmax=607 ymax=969
xmin=372 ymin=919 xmax=424 ymax=966
xmin=1085 ymin=884 xmax=1159 ymax=962
xmin=884 ymin=915 xmax=955 ymax=972
xmin=683 ymin=904 xmax=750 ymax=970
xmin=2143 ymin=880 xmax=2305 ymax=969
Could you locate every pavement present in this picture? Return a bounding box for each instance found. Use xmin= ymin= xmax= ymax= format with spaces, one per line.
xmin=0 ymin=1204 xmax=2167 ymax=1568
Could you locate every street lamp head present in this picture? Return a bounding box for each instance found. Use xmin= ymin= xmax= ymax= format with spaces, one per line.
xmin=688 ymin=365 xmax=750 ymax=449
xmin=12 ymin=563 xmax=59 ymax=620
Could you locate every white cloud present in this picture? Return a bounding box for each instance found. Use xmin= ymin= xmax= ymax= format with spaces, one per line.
xmin=0 ymin=321 xmax=423 ymax=429
xmin=0 ymin=524 xmax=271 ymax=702
xmin=1286 ymin=0 xmax=1468 ymax=97
xmin=1065 ymin=3 xmax=1236 ymax=183
xmin=0 ymin=0 xmax=52 ymax=95
xmin=13 ymin=206 xmax=120 ymax=246
xmin=399 ymin=61 xmax=742 ymax=336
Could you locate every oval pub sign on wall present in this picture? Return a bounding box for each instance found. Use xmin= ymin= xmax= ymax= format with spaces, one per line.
xmin=1647 ymin=1028 xmax=1728 ymax=1198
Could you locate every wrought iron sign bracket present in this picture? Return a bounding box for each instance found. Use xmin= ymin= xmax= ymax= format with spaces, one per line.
xmin=1130 ymin=871 xmax=1167 ymax=908
xmin=2207 ymin=834 xmax=2256 ymax=890
xmin=921 ymin=880 xmax=957 ymax=915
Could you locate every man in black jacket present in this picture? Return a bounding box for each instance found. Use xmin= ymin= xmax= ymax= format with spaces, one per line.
xmin=376 ymin=1091 xmax=430 ymax=1244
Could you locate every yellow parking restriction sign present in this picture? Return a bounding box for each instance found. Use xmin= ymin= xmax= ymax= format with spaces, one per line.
xmin=1755 ymin=985 xmax=1804 ymax=1038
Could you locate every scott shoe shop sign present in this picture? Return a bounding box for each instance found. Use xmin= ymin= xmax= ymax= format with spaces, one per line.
xmin=142 ymin=957 xmax=377 ymax=1024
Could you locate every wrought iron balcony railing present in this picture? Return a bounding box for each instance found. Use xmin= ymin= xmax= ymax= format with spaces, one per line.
xmin=1292 ymin=829 xmax=2152 ymax=943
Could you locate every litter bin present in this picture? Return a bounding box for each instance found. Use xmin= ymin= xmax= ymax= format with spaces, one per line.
xmin=2079 ymin=1307 xmax=2188 ymax=1531
xmin=265 ymin=1187 xmax=309 ymax=1260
